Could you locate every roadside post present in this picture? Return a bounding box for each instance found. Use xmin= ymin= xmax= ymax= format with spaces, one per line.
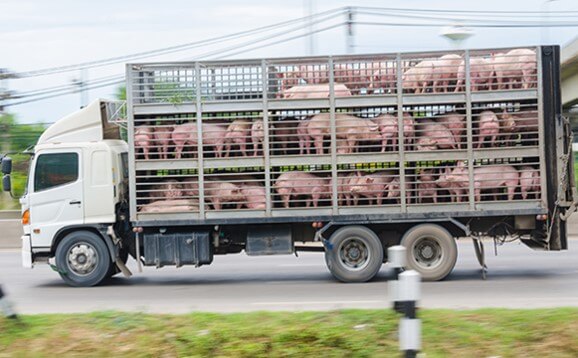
xmin=388 ymin=246 xmax=421 ymax=358
xmin=0 ymin=285 xmax=18 ymax=319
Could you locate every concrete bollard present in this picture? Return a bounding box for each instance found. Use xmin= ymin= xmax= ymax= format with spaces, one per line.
xmin=0 ymin=285 xmax=18 ymax=319
xmin=388 ymin=246 xmax=406 ymax=309
xmin=398 ymin=271 xmax=421 ymax=358
xmin=388 ymin=246 xmax=421 ymax=358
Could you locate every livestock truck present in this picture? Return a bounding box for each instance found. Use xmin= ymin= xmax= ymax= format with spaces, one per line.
xmin=3 ymin=45 xmax=575 ymax=287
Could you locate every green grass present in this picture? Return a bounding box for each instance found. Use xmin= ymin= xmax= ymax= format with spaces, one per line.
xmin=1 ymin=309 xmax=577 ymax=357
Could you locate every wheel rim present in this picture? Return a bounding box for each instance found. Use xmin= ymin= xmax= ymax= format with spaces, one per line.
xmin=412 ymin=237 xmax=443 ymax=269
xmin=338 ymin=237 xmax=370 ymax=271
xmin=66 ymin=242 xmax=99 ymax=276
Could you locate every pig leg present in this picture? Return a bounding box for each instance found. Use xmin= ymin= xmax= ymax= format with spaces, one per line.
xmin=474 ymin=186 xmax=481 ymax=202
xmin=352 ymin=195 xmax=359 ymax=206
xmin=313 ymin=136 xmax=324 ymax=155
xmin=454 ymin=80 xmax=463 ymax=93
xmin=347 ymin=139 xmax=357 ymax=154
xmin=312 ymin=193 xmax=321 ymax=207
xmin=224 ymin=142 xmax=231 ymax=158
xmin=376 ymin=193 xmax=383 ymax=206
xmin=212 ymin=199 xmax=221 ymax=211
xmin=240 ymin=142 xmax=247 ymax=157
xmin=215 ymin=141 xmax=224 ymax=158
xmin=174 ymin=142 xmax=184 ymax=159
xmin=506 ymin=181 xmax=517 ymax=201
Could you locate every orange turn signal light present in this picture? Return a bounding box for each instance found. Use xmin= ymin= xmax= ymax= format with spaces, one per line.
xmin=22 ymin=209 xmax=30 ymax=225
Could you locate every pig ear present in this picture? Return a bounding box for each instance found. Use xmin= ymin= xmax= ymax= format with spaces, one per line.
xmin=365 ymin=177 xmax=374 ymax=184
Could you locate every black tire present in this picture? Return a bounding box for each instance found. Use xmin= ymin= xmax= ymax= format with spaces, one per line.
xmin=324 ymin=226 xmax=384 ymax=283
xmin=400 ymin=224 xmax=457 ymax=281
xmin=55 ymin=231 xmax=112 ymax=287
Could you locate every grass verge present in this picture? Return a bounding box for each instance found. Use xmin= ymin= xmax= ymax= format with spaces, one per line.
xmin=1 ymin=309 xmax=577 ymax=357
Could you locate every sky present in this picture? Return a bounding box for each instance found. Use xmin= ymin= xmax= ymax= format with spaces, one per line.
xmin=1 ymin=0 xmax=577 ymax=124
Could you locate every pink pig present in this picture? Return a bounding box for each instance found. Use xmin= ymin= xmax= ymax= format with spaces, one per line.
xmin=402 ymin=60 xmax=435 ymax=94
xmin=204 ymin=181 xmax=244 ymax=210
xmin=251 ymin=119 xmax=265 ymax=156
xmin=372 ymin=113 xmax=398 ymax=152
xmin=307 ymin=113 xmax=381 ymax=155
xmin=443 ymin=162 xmax=519 ymax=202
xmin=349 ymin=171 xmax=396 ymax=205
xmin=476 ymin=111 xmax=500 ymax=149
xmin=280 ymin=83 xmax=352 ymax=99
xmin=492 ymin=49 xmax=536 ymax=90
xmin=431 ymin=54 xmax=462 ymax=93
xmin=455 ymin=57 xmax=494 ymax=92
xmin=417 ymin=169 xmax=438 ymax=204
xmin=152 ymin=125 xmax=174 ymax=160
xmin=274 ymin=171 xmax=330 ymax=208
xmin=135 ymin=126 xmax=154 ymax=160
xmin=224 ymin=119 xmax=252 ymax=157
xmin=171 ymin=122 xmax=227 ymax=159
xmin=519 ymin=166 xmax=540 ymax=200
xmin=415 ymin=120 xmax=457 ymax=151
xmin=436 ymin=112 xmax=465 ymax=148
xmin=240 ymin=184 xmax=267 ymax=210
xmin=139 ymin=199 xmax=199 ymax=213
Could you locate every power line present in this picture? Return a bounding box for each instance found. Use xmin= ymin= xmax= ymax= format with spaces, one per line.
xmin=6 ymin=11 xmax=345 ymax=106
xmin=354 ymin=20 xmax=578 ymax=28
xmin=355 ymin=6 xmax=578 ymax=15
xmin=356 ymin=9 xmax=578 ymax=26
xmin=4 ymin=79 xmax=124 ymax=107
xmin=17 ymin=74 xmax=124 ymax=97
xmin=11 ymin=8 xmax=347 ymax=78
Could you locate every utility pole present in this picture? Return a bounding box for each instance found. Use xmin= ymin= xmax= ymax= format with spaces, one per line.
xmin=0 ymin=69 xmax=19 ymax=115
xmin=71 ymin=68 xmax=88 ymax=109
xmin=305 ymin=0 xmax=316 ymax=55
xmin=345 ymin=7 xmax=355 ymax=54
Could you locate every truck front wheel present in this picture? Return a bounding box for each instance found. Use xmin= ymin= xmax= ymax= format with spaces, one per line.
xmin=55 ymin=231 xmax=112 ymax=287
xmin=324 ymin=226 xmax=384 ymax=282
xmin=400 ymin=224 xmax=457 ymax=281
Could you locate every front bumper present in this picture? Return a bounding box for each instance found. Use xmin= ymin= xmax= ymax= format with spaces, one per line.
xmin=21 ymin=235 xmax=33 ymax=269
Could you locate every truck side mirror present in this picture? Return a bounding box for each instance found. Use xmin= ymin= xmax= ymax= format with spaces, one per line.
xmin=1 ymin=157 xmax=12 ymax=175
xmin=2 ymin=174 xmax=10 ymax=192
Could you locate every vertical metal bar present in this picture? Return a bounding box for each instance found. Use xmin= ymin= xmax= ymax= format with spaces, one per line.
xmin=261 ymin=60 xmax=272 ymax=216
xmin=126 ymin=64 xmax=138 ymax=222
xmin=328 ymin=56 xmax=339 ymax=214
xmin=195 ymin=62 xmax=206 ymax=219
xmin=536 ymin=46 xmax=547 ymax=209
xmin=464 ymin=50 xmax=475 ymax=209
xmin=396 ymin=53 xmax=407 ymax=212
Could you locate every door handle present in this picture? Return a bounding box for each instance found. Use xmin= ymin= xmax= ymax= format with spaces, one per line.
xmin=69 ymin=200 xmax=81 ymax=205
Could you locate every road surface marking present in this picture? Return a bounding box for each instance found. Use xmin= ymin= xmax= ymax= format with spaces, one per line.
xmin=0 ymin=219 xmax=20 ymax=222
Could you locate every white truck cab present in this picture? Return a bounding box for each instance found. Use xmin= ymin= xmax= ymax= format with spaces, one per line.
xmin=18 ymin=100 xmax=129 ymax=285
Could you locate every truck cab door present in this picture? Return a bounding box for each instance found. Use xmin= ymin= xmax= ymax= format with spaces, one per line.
xmin=29 ymin=150 xmax=84 ymax=248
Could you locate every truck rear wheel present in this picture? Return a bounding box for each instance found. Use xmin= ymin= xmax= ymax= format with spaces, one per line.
xmin=400 ymin=224 xmax=457 ymax=281
xmin=55 ymin=231 xmax=112 ymax=287
xmin=324 ymin=226 xmax=384 ymax=282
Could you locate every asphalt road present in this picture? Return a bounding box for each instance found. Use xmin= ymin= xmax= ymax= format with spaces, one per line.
xmin=1 ymin=239 xmax=577 ymax=314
